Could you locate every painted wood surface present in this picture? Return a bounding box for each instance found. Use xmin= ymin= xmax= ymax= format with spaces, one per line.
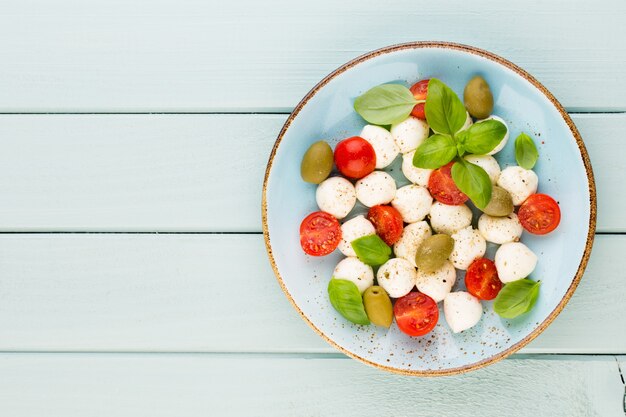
xmin=0 ymin=234 xmax=622 ymax=353
xmin=1 ymin=0 xmax=625 ymax=413
xmin=0 ymin=354 xmax=622 ymax=417
xmin=0 ymin=0 xmax=624 ymax=112
xmin=0 ymin=113 xmax=620 ymax=232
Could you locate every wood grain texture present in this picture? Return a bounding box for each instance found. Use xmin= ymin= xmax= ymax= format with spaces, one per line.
xmin=0 ymin=354 xmax=622 ymax=417
xmin=0 ymin=234 xmax=622 ymax=353
xmin=0 ymin=0 xmax=625 ymax=112
xmin=0 ymin=113 xmax=620 ymax=232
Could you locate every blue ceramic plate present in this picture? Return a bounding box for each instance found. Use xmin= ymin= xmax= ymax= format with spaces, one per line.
xmin=262 ymin=42 xmax=596 ymax=375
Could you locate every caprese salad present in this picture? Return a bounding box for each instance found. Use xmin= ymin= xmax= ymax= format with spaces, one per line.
xmin=299 ymin=76 xmax=560 ymax=337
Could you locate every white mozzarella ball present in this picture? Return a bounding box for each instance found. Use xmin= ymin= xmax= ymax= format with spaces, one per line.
xmin=355 ymin=171 xmax=396 ymax=207
xmin=495 ymin=242 xmax=538 ymax=283
xmin=390 ymin=116 xmax=429 ymax=153
xmin=401 ymin=150 xmax=432 ymax=186
xmin=415 ymin=260 xmax=456 ymax=302
xmin=316 ymin=177 xmax=356 ymax=219
xmin=478 ymin=213 xmax=523 ymax=244
xmin=444 ymin=291 xmax=483 ymax=333
xmin=478 ymin=115 xmax=509 ymax=155
xmin=449 ymin=227 xmax=487 ymax=270
xmin=497 ymin=166 xmax=539 ymax=205
xmin=359 ymin=125 xmax=400 ymax=169
xmin=393 ymin=221 xmax=432 ymax=268
xmin=333 ymin=257 xmax=374 ymax=294
xmin=376 ymin=258 xmax=417 ymax=298
xmin=391 ymin=185 xmax=433 ymax=223
xmin=464 ymin=154 xmax=501 ymax=184
xmin=429 ymin=202 xmax=472 ymax=235
xmin=337 ymin=215 xmax=376 ymax=257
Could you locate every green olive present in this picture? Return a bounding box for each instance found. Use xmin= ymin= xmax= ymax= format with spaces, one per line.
xmin=415 ymin=234 xmax=454 ymax=272
xmin=464 ymin=76 xmax=494 ymax=119
xmin=300 ymin=141 xmax=333 ymax=184
xmin=483 ymin=186 xmax=514 ymax=216
xmin=363 ymin=286 xmax=393 ymax=328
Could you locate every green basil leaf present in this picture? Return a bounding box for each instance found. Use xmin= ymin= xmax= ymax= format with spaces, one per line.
xmin=455 ymin=130 xmax=469 ymax=156
xmin=463 ymin=119 xmax=507 ymax=155
xmin=351 ymin=234 xmax=391 ymax=266
xmin=456 ymin=129 xmax=469 ymax=144
xmin=328 ymin=279 xmax=370 ymax=325
xmin=412 ymin=134 xmax=457 ymax=169
xmin=515 ymin=132 xmax=539 ymax=169
xmin=354 ymin=84 xmax=418 ymax=125
xmin=425 ymin=78 xmax=467 ymax=135
xmin=494 ymin=279 xmax=541 ymax=319
xmin=451 ymin=159 xmax=492 ymax=209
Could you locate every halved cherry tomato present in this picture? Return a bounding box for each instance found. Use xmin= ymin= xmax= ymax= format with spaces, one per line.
xmin=393 ymin=292 xmax=439 ymax=337
xmin=518 ymin=193 xmax=561 ymax=235
xmin=409 ymin=79 xmax=429 ymax=119
xmin=367 ymin=205 xmax=404 ymax=245
xmin=333 ymin=136 xmax=376 ymax=179
xmin=411 ymin=102 xmax=426 ymax=119
xmin=427 ymin=162 xmax=469 ymax=205
xmin=465 ymin=258 xmax=502 ymax=300
xmin=410 ymin=79 xmax=429 ymax=100
xmin=299 ymin=211 xmax=342 ymax=256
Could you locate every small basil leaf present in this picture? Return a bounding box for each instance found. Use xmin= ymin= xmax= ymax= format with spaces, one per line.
xmin=328 ymin=279 xmax=370 ymax=325
xmin=412 ymin=134 xmax=457 ymax=169
xmin=451 ymin=159 xmax=492 ymax=209
xmin=351 ymin=234 xmax=391 ymax=266
xmin=455 ymin=130 xmax=468 ymax=156
xmin=354 ymin=84 xmax=418 ymax=125
xmin=494 ymin=279 xmax=541 ymax=319
xmin=456 ymin=142 xmax=465 ymax=156
xmin=456 ymin=129 xmax=469 ymax=144
xmin=515 ymin=132 xmax=539 ymax=169
xmin=425 ymin=78 xmax=467 ymax=135
xmin=463 ymin=119 xmax=507 ymax=155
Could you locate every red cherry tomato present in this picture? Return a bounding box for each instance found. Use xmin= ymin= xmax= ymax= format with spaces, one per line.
xmin=333 ymin=136 xmax=376 ymax=179
xmin=465 ymin=258 xmax=502 ymax=300
xmin=410 ymin=79 xmax=429 ymax=100
xmin=393 ymin=292 xmax=439 ymax=337
xmin=299 ymin=211 xmax=342 ymax=256
xmin=409 ymin=79 xmax=429 ymax=119
xmin=367 ymin=205 xmax=404 ymax=245
xmin=427 ymin=162 xmax=469 ymax=205
xmin=518 ymin=193 xmax=561 ymax=235
xmin=411 ymin=102 xmax=426 ymax=119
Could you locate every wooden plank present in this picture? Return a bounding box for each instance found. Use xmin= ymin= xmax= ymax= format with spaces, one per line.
xmin=0 ymin=354 xmax=622 ymax=417
xmin=0 ymin=234 xmax=622 ymax=353
xmin=0 ymin=0 xmax=624 ymax=112
xmin=0 ymin=113 xmax=620 ymax=232
xmin=578 ymin=114 xmax=624 ymax=233
xmin=0 ymin=114 xmax=282 ymax=232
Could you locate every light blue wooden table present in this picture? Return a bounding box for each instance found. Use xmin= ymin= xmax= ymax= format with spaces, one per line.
xmin=0 ymin=1 xmax=624 ymax=415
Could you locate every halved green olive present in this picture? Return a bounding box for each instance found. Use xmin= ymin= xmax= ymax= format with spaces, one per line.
xmin=363 ymin=286 xmax=393 ymax=328
xmin=483 ymin=186 xmax=514 ymax=217
xmin=464 ymin=76 xmax=494 ymax=119
xmin=415 ymin=234 xmax=454 ymax=272
xmin=300 ymin=141 xmax=334 ymax=184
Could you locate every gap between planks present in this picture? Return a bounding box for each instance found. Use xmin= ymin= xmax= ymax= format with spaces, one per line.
xmin=0 ymin=351 xmax=620 ymax=358
xmin=0 ymin=231 xmax=621 ymax=235
xmin=0 ymin=111 xmax=623 ymax=115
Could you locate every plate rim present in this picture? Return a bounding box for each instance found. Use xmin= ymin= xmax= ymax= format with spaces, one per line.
xmin=261 ymin=41 xmax=597 ymax=376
